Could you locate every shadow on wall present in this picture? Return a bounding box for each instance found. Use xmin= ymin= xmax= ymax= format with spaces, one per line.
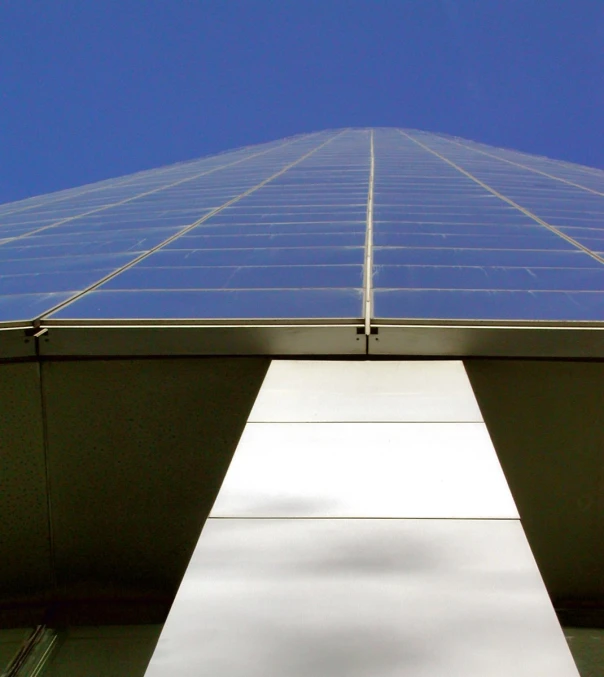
xmin=147 ymin=518 xmax=567 ymax=677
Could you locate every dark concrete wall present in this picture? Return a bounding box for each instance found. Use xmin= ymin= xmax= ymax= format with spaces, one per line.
xmin=465 ymin=359 xmax=604 ymax=608
xmin=0 ymin=357 xmax=269 ymax=626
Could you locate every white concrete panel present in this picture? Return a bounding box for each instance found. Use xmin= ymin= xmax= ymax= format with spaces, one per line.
xmin=211 ymin=423 xmax=518 ymax=518
xmin=248 ymin=360 xmax=483 ymax=422
xmin=146 ymin=519 xmax=578 ymax=677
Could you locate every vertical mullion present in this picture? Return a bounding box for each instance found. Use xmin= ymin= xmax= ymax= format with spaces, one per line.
xmin=364 ymin=130 xmax=376 ymax=335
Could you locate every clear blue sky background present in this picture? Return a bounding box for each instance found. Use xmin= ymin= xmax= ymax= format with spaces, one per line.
xmin=1 ymin=0 xmax=603 ymax=203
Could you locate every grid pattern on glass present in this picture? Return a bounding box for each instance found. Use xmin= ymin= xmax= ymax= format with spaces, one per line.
xmin=411 ymin=131 xmax=604 ymax=255
xmin=48 ymin=130 xmax=369 ymax=321
xmin=438 ymin=133 xmax=604 ymax=197
xmin=1 ymin=128 xmax=603 ymax=325
xmin=0 ymin=133 xmax=332 ymax=221
xmin=0 ymin=137 xmax=295 ymax=231
xmin=0 ymin=132 xmax=336 ymax=321
xmin=371 ymin=129 xmax=604 ymax=322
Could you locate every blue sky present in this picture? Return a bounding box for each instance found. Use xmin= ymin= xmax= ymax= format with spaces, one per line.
xmin=1 ymin=0 xmax=603 ymax=203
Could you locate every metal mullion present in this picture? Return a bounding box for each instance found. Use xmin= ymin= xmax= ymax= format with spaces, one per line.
xmin=363 ymin=130 xmax=375 ymax=336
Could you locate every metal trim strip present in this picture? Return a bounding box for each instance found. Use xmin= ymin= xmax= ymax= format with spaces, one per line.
xmin=369 ymin=324 xmax=604 ymax=357
xmin=37 ymin=324 xmax=366 ymax=357
xmin=0 ymin=326 xmax=36 ymax=359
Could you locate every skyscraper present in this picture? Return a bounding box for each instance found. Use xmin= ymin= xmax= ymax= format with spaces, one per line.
xmin=1 ymin=129 xmax=602 ymax=675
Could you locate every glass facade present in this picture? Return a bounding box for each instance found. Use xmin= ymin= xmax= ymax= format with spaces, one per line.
xmin=0 ymin=128 xmax=602 ymax=324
